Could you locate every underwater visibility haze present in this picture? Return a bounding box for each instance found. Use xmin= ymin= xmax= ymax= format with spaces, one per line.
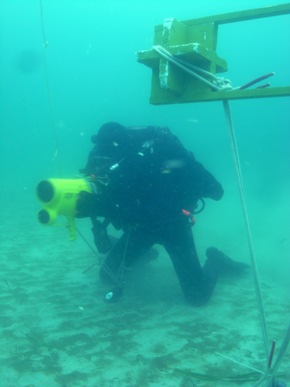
xmin=0 ymin=0 xmax=289 ymax=386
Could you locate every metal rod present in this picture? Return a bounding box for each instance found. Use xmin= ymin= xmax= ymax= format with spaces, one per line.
xmin=222 ymin=100 xmax=269 ymax=357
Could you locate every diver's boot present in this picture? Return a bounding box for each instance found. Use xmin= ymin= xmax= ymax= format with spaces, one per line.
xmin=206 ymin=247 xmax=250 ymax=276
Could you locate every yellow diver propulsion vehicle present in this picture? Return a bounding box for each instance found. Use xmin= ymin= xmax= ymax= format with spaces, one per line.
xmin=36 ymin=178 xmax=93 ymax=240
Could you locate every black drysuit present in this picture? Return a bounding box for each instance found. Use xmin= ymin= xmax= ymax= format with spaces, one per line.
xmin=80 ymin=124 xmax=224 ymax=305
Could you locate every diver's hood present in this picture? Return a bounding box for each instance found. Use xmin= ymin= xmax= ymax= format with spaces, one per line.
xmin=91 ymin=122 xmax=129 ymax=158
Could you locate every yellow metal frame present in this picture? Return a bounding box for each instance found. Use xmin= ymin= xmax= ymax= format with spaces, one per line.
xmin=137 ymin=3 xmax=290 ymax=104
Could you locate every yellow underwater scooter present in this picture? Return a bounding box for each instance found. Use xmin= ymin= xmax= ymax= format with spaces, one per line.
xmin=36 ymin=178 xmax=93 ymax=240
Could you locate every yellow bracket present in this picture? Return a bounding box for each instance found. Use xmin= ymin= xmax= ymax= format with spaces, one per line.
xmin=137 ymin=3 xmax=290 ymax=104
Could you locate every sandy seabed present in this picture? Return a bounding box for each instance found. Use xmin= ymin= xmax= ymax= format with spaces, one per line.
xmin=1 ymin=198 xmax=289 ymax=387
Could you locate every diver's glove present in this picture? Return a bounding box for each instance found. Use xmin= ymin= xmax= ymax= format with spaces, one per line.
xmin=76 ymin=191 xmax=101 ymax=218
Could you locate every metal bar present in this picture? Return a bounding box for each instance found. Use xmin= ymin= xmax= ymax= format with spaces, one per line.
xmin=200 ymin=86 xmax=290 ymax=101
xmin=182 ymin=3 xmax=290 ymax=26
xmin=151 ymin=86 xmax=290 ymax=104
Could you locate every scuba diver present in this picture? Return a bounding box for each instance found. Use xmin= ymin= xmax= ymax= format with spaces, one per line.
xmin=76 ymin=122 xmax=249 ymax=304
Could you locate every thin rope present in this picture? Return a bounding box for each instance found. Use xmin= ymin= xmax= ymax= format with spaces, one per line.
xmin=39 ymin=0 xmax=62 ymax=177
xmin=223 ymin=100 xmax=269 ymax=357
xmin=39 ymin=0 xmax=48 ymax=47
xmin=216 ymin=352 xmax=265 ymax=375
xmin=76 ymin=227 xmax=101 ymax=274
xmin=101 ymin=227 xmax=132 ymax=286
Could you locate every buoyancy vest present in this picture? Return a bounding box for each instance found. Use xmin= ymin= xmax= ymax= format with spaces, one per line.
xmin=83 ymin=126 xmax=223 ymax=227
